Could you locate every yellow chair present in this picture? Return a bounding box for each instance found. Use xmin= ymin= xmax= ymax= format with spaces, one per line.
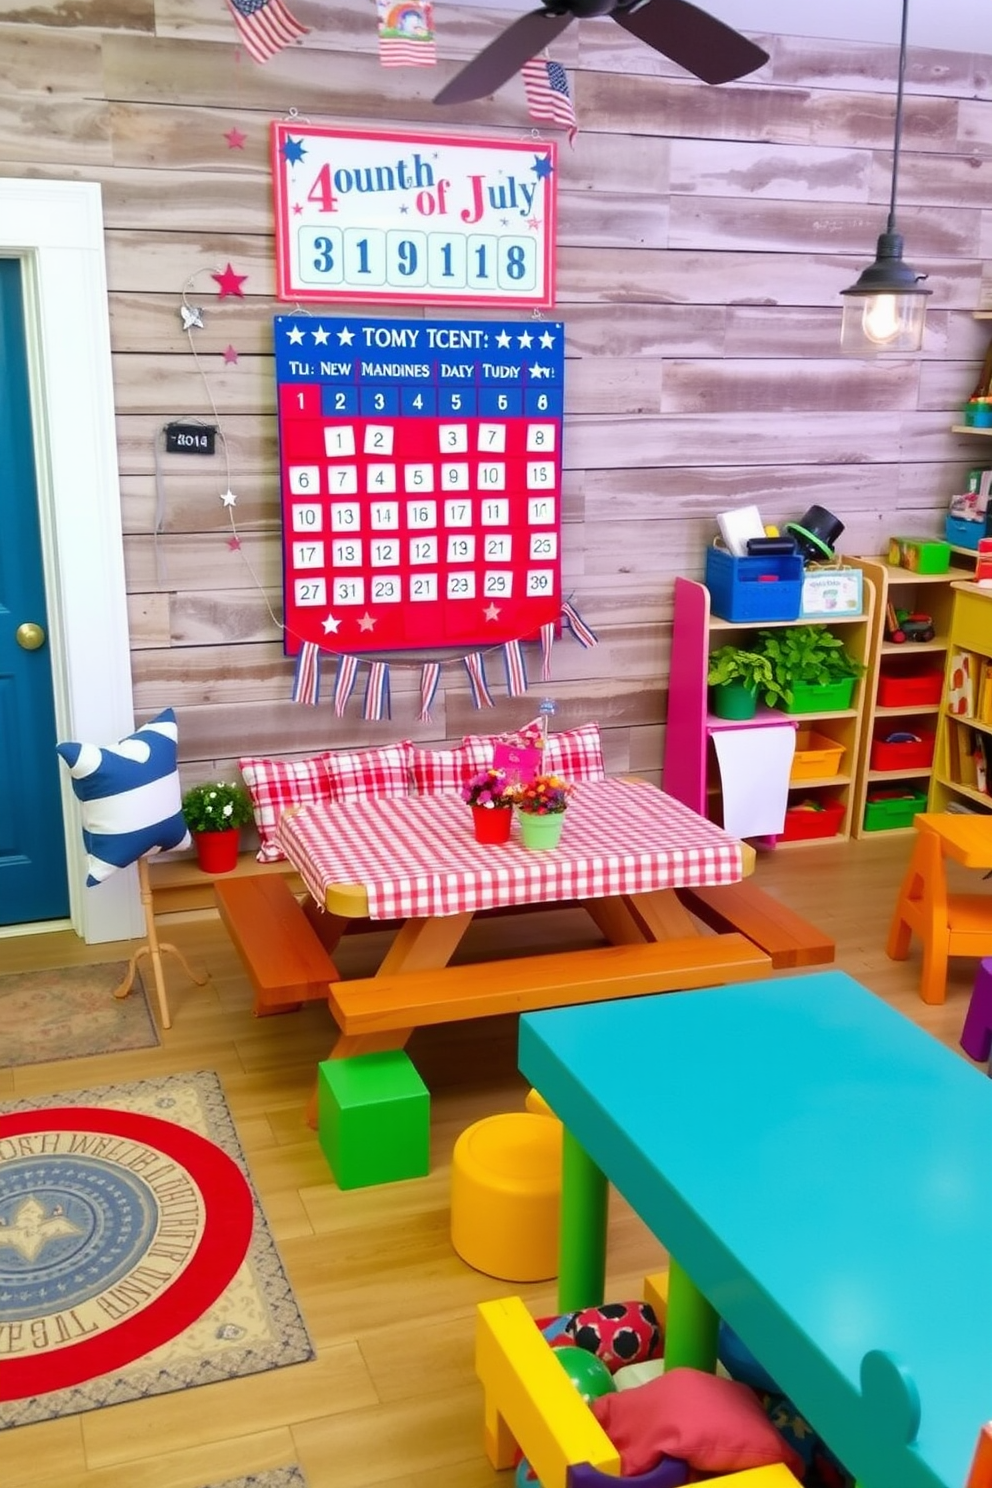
xmin=886 ymin=815 xmax=992 ymax=1005
xmin=451 ymin=1112 xmax=562 ymax=1282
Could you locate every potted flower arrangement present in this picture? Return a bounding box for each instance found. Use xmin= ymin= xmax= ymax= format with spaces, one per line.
xmin=181 ymin=780 xmax=254 ymax=873
xmin=514 ymin=772 xmax=574 ymax=851
xmin=706 ymin=644 xmax=785 ymax=719
xmin=462 ymin=767 xmax=515 ymax=844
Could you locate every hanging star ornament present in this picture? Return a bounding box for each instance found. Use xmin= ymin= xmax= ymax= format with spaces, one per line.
xmin=223 ymin=345 xmax=239 ymax=364
xmin=180 ymin=304 xmax=204 ymax=330
xmin=212 ymin=263 xmax=248 ymax=299
xmin=220 ymin=489 xmax=238 ymax=508
xmin=224 ymin=127 xmax=247 ymax=150
xmin=227 ymin=534 xmax=242 ymax=551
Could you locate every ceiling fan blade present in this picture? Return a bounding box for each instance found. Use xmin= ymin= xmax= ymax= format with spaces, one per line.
xmin=433 ymin=9 xmax=575 ymax=105
xmin=613 ymin=0 xmax=768 ymax=85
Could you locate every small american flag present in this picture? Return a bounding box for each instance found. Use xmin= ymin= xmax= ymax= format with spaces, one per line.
xmin=522 ymin=51 xmax=578 ymax=145
xmin=377 ymin=0 xmax=437 ymax=67
xmin=225 ymin=0 xmax=308 ymax=64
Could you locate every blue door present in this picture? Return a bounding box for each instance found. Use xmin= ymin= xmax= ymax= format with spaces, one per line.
xmin=0 ymin=257 xmax=70 ymax=924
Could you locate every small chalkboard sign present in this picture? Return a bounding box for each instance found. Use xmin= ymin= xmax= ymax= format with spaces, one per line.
xmin=165 ymin=422 xmax=216 ymax=455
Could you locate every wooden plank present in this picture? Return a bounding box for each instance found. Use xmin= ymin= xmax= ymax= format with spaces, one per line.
xmin=214 ymin=874 xmax=338 ymax=1011
xmin=676 ymin=881 xmax=836 ymax=970
xmin=328 ymin=935 xmax=771 ymax=1035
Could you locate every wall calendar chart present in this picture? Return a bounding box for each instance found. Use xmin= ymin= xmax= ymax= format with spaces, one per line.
xmin=274 ymin=313 xmax=566 ymax=656
xmin=271 ymin=123 xmax=557 ymax=308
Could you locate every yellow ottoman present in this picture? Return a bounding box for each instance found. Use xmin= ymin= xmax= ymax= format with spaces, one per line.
xmin=451 ymin=1112 xmax=562 ymax=1282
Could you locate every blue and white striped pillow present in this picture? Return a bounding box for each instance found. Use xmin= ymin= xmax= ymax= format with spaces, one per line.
xmin=57 ymin=709 xmax=191 ymax=885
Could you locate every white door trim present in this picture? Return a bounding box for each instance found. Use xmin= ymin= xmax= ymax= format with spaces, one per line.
xmin=1 ymin=178 xmax=142 ymax=943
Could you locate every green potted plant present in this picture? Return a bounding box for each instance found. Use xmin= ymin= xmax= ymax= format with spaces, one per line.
xmin=758 ymin=625 xmax=867 ymax=714
xmin=181 ymin=781 xmax=254 ymax=874
xmin=706 ymin=645 xmax=785 ymax=720
xmin=514 ymin=772 xmax=574 ymax=850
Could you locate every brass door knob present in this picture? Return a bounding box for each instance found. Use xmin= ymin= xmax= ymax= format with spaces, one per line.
xmin=15 ymin=622 xmax=46 ymax=651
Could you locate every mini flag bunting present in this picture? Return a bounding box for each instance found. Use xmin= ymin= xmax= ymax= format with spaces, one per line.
xmin=225 ymin=0 xmax=308 ymax=64
xmin=377 ymin=0 xmax=436 ymax=66
xmin=503 ymin=639 xmax=529 ymax=698
xmin=333 ymin=654 xmax=359 ymax=717
xmin=363 ymin=660 xmax=391 ymax=721
xmin=464 ymin=653 xmax=495 ymax=709
xmin=540 ymin=621 xmax=556 ymax=681
xmin=522 ymin=51 xmax=578 ymax=146
xmin=291 ymin=641 xmax=321 ymax=705
xmin=419 ymin=661 xmax=442 ymax=722
xmin=561 ymin=600 xmax=599 ymax=649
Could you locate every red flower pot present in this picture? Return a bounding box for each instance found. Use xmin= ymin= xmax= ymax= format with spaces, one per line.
xmin=193 ymin=828 xmax=241 ymax=874
xmin=471 ymin=805 xmax=512 ymax=844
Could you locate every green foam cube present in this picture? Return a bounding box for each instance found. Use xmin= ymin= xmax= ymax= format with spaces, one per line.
xmin=317 ymin=1051 xmax=430 ymax=1190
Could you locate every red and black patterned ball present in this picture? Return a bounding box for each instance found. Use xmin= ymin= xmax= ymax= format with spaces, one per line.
xmin=564 ymin=1300 xmax=663 ymax=1373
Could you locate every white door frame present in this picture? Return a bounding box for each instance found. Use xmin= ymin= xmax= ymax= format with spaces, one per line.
xmin=0 ymin=178 xmax=142 ymax=943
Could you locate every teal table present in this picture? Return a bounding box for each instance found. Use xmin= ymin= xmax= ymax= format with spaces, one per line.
xmin=518 ymin=972 xmax=992 ymax=1488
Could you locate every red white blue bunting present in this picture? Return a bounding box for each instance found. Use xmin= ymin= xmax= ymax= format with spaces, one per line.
xmin=292 ymin=602 xmax=597 ymax=713
xmin=291 ymin=641 xmax=321 ymax=705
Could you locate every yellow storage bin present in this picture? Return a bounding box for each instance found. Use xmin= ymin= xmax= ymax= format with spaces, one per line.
xmin=789 ymin=729 xmax=845 ymax=782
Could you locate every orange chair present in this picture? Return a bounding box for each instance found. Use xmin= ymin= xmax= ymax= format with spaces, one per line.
xmin=887 ymin=816 xmax=992 ymax=1005
xmin=967 ymin=1422 xmax=992 ymax=1488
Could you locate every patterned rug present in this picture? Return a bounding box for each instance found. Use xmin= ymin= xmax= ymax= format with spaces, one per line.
xmin=0 ymin=1071 xmax=313 ymax=1428
xmin=204 ymin=1470 xmax=306 ymax=1488
xmin=0 ymin=962 xmax=159 ymax=1068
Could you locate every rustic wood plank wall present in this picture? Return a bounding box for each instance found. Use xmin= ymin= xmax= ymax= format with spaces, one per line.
xmin=1 ymin=1 xmax=990 ymax=790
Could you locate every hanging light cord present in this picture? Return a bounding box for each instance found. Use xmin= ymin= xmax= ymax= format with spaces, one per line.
xmin=887 ymin=0 xmax=910 ymax=235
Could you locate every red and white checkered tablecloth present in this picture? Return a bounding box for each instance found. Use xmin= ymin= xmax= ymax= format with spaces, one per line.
xmin=276 ymin=779 xmax=744 ymax=921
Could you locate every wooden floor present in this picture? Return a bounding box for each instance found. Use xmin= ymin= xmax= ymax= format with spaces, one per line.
xmin=1 ymin=836 xmax=984 ymax=1488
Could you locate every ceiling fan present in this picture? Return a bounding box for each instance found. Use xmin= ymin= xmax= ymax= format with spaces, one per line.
xmin=433 ymin=0 xmax=769 ymax=106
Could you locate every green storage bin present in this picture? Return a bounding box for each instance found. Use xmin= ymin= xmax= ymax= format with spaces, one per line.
xmin=862 ymin=789 xmax=929 ymax=832
xmin=782 ymin=676 xmax=857 ymax=714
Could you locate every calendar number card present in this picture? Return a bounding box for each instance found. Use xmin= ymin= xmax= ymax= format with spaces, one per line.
xmin=271 ymin=123 xmax=556 ymax=308
xmin=275 ymin=314 xmax=565 ymax=656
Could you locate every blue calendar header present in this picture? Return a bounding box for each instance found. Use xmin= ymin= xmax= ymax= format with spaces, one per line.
xmin=274 ymin=315 xmax=566 ymax=418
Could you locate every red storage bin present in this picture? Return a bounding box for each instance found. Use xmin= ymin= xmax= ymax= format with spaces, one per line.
xmin=870 ymin=731 xmax=935 ymax=771
xmin=780 ymin=798 xmax=845 ymax=842
xmin=877 ymin=665 xmax=943 ymax=708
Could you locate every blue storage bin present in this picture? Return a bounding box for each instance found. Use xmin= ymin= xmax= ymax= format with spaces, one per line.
xmin=945 ymin=513 xmax=988 ymax=551
xmin=705 ymin=546 xmax=804 ymax=622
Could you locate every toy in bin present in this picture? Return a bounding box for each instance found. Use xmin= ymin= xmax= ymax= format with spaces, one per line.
xmin=885 ymin=602 xmax=935 ymax=643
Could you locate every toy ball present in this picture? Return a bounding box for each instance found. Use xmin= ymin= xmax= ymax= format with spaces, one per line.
xmin=565 ymin=1300 xmax=663 ymax=1373
xmin=515 ymin=1458 xmax=542 ymax=1488
xmin=552 ymin=1342 xmax=617 ymax=1401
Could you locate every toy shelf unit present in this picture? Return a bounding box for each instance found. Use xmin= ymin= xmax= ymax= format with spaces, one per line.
xmin=850 ymin=555 xmax=976 ymax=837
xmin=929 ymin=583 xmax=992 ymax=817
xmin=664 ymin=575 xmax=875 ymax=847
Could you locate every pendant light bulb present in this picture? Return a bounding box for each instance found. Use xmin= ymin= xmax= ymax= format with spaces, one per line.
xmin=839 ymin=0 xmax=931 ymax=354
xmin=862 ymin=293 xmax=905 ymax=346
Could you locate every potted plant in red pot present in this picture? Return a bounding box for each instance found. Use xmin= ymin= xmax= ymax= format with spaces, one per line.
xmin=181 ymin=780 xmax=254 ymax=873
xmin=462 ymin=767 xmax=515 ymax=843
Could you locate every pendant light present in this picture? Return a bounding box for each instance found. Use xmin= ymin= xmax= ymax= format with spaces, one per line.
xmin=840 ymin=0 xmax=930 ymax=353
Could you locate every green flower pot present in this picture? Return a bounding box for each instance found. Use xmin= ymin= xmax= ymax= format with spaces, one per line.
xmin=518 ymin=811 xmax=565 ymax=850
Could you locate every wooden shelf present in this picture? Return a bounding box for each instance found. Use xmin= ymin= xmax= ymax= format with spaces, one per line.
xmin=664 ymin=577 xmax=875 ymax=847
xmin=930 ymin=586 xmax=992 ymax=814
xmin=951 ymin=425 xmax=992 ymax=436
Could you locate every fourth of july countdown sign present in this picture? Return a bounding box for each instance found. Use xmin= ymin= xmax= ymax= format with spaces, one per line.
xmin=271 ymin=123 xmax=557 ymax=308
xmin=275 ymin=314 xmax=566 ymax=656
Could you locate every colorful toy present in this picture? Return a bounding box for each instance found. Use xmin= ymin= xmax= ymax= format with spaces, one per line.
xmin=564 ymin=1301 xmax=663 ymax=1373
xmin=551 ymin=1344 xmax=616 ymax=1402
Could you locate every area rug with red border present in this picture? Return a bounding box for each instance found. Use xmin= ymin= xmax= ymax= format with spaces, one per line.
xmin=0 ymin=1071 xmax=313 ymax=1428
